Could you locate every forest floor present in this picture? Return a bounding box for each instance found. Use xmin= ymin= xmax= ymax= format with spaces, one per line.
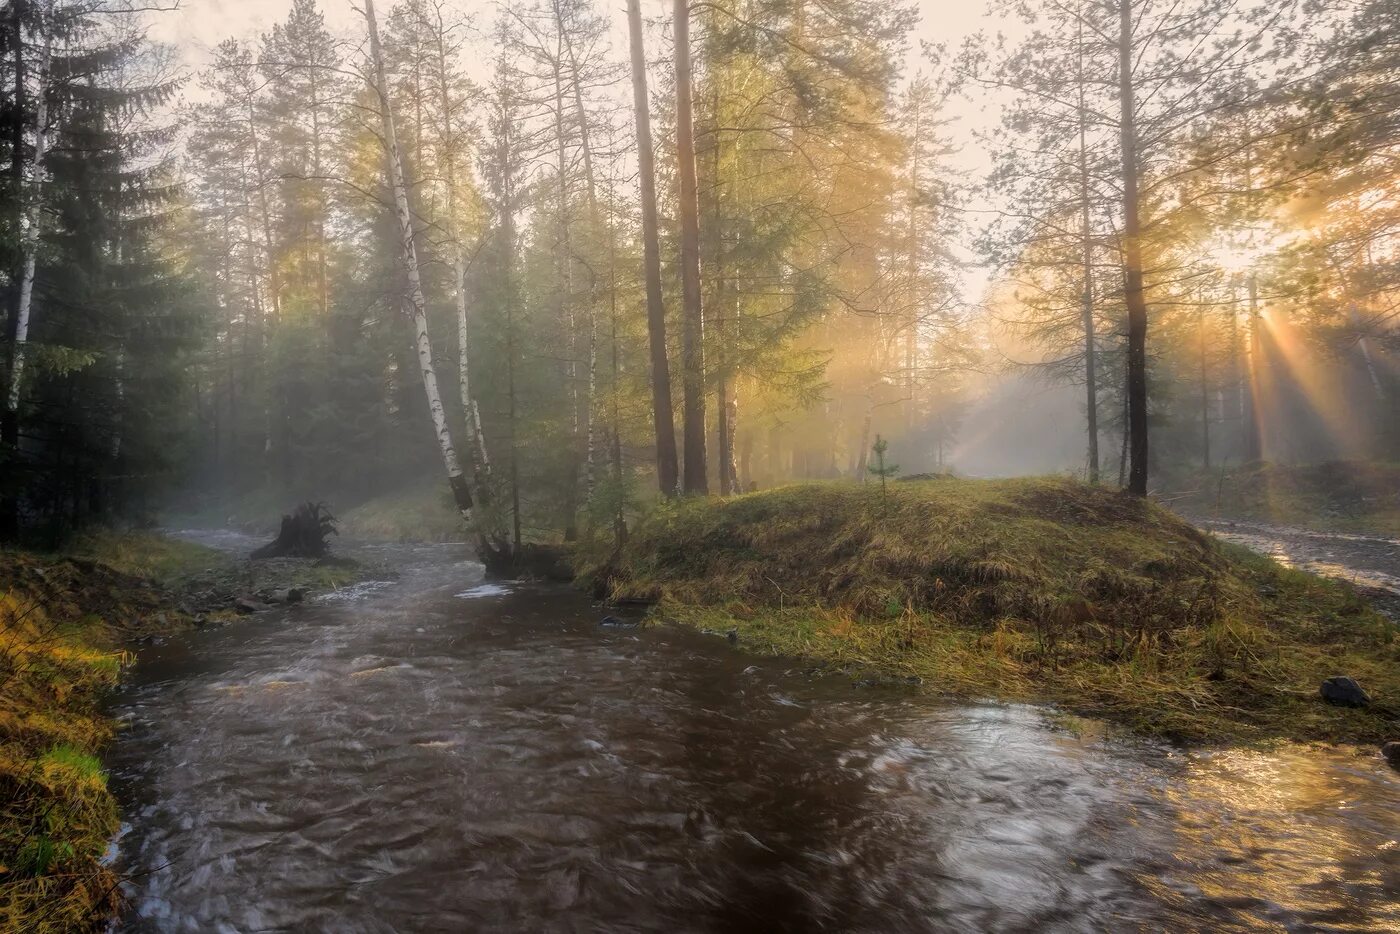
xmin=1162 ymin=460 xmax=1400 ymax=536
xmin=579 ymin=476 xmax=1400 ymax=746
xmin=0 ymin=532 xmax=380 ymax=932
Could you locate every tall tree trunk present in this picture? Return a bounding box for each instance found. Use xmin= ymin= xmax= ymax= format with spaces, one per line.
xmin=363 ymin=0 xmax=472 ymax=521
xmin=1077 ymin=11 xmax=1100 ymax=483
xmin=244 ymin=98 xmax=281 ymax=321
xmin=555 ymin=0 xmax=600 ymax=499
xmin=673 ymin=0 xmax=708 ymax=494
xmin=710 ymin=128 xmax=737 ymax=495
xmin=6 ymin=0 xmax=52 ymax=417
xmin=550 ymin=44 xmax=582 ymax=539
xmin=1226 ymin=283 xmax=1242 ymax=456
xmin=506 ymin=215 xmax=522 ymax=552
xmin=856 ymin=411 xmax=871 ymax=482
xmin=626 ymin=0 xmax=679 ymax=496
xmin=1118 ymin=0 xmax=1149 ymax=496
xmin=311 ymin=66 xmax=329 ymax=317
xmin=1199 ymin=300 xmax=1211 ymax=469
xmin=1242 ymin=270 xmax=1262 ymax=462
xmin=904 ymin=93 xmax=921 ymax=434
xmin=607 ymin=177 xmax=626 ymax=545
xmin=429 ymin=15 xmax=489 ymax=491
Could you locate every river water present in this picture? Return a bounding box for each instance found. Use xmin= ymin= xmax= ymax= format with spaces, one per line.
xmin=1198 ymin=519 xmax=1400 ymax=618
xmin=109 ymin=534 xmax=1400 ymax=932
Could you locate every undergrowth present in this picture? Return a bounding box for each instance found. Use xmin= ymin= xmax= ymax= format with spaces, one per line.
xmin=580 ymin=477 xmax=1400 ymax=744
xmin=0 ymin=550 xmax=190 ymax=931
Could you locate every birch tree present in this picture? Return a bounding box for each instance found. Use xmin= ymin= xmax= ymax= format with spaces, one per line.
xmin=362 ymin=0 xmax=473 ymax=521
xmin=5 ymin=0 xmax=53 ymax=416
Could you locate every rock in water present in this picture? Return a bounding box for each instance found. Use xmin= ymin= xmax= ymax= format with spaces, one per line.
xmin=267 ymin=588 xmax=307 ymax=605
xmin=1319 ymin=676 xmax=1371 ymax=708
xmin=1382 ymin=742 xmax=1400 ymax=771
xmin=233 ymin=596 xmax=266 ymax=614
xmin=598 ymin=616 xmax=637 ymax=629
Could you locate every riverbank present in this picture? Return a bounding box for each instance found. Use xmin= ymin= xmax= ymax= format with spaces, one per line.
xmin=581 ymin=477 xmax=1400 ymax=745
xmin=0 ymin=545 xmax=195 ymax=931
xmin=0 ymin=531 xmax=378 ymax=931
xmin=1165 ymin=461 xmax=1400 ymax=536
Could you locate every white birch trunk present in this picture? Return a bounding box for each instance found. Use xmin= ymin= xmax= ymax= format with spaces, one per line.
xmin=7 ymin=0 xmax=54 ymax=413
xmin=364 ymin=0 xmax=472 ymax=520
xmin=431 ymin=21 xmax=489 ymax=484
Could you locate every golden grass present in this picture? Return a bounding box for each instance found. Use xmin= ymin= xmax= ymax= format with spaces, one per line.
xmin=580 ymin=477 xmax=1400 ymax=744
xmin=0 ymin=546 xmax=195 ymax=931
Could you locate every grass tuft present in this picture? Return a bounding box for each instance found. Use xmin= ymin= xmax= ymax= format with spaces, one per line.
xmin=0 ymin=546 xmax=190 ymax=931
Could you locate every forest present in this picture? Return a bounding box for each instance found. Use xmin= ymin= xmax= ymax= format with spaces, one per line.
xmin=0 ymin=0 xmax=1393 ymax=549
xmin=3 ymin=0 xmax=1400 ymax=930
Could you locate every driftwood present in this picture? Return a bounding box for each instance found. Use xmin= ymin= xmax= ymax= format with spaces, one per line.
xmin=251 ymin=502 xmax=337 ymax=560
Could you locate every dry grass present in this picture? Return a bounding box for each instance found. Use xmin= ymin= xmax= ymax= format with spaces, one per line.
xmin=580 ymin=477 xmax=1400 ymax=744
xmin=0 ymin=549 xmax=192 ymax=931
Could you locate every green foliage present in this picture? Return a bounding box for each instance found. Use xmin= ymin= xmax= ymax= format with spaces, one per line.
xmin=867 ymin=434 xmax=899 ymax=507
xmin=22 ymin=344 xmax=97 ymax=379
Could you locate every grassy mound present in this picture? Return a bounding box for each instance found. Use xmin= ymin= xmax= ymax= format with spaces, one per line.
xmin=1167 ymin=460 xmax=1400 ymax=535
xmin=0 ymin=550 xmax=192 ymax=931
xmin=583 ymin=478 xmax=1400 ymax=743
xmin=337 ymin=482 xmax=467 ymax=543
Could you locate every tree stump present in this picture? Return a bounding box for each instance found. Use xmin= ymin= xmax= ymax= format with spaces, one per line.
xmin=251 ymin=502 xmax=337 ymax=560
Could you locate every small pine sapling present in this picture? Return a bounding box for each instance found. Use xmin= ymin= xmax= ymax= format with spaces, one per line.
xmin=868 ymin=435 xmax=899 ymax=511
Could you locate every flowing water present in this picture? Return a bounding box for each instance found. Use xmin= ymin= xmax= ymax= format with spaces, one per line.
xmin=109 ymin=532 xmax=1400 ymax=932
xmin=1198 ymin=519 xmax=1400 ymax=617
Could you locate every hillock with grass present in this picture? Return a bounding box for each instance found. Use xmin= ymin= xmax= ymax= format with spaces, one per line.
xmin=582 ymin=477 xmax=1400 ymax=744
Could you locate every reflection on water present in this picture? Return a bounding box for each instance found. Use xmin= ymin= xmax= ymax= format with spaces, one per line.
xmin=1163 ymin=749 xmax=1400 ymax=932
xmin=110 ymin=540 xmax=1400 ymax=932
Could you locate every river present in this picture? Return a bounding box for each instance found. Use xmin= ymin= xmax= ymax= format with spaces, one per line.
xmin=1198 ymin=518 xmax=1400 ymax=619
xmin=108 ymin=532 xmax=1400 ymax=932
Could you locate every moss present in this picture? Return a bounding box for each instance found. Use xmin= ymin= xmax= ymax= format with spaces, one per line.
xmin=0 ymin=544 xmax=196 ymax=931
xmin=581 ymin=477 xmax=1400 ymax=745
xmin=70 ymin=530 xmax=227 ymax=588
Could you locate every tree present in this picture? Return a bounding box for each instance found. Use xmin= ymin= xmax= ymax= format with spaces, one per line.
xmin=361 ymin=0 xmax=472 ymax=521
xmin=625 ymin=0 xmax=678 ymax=496
xmin=673 ymin=0 xmax=707 ymax=494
